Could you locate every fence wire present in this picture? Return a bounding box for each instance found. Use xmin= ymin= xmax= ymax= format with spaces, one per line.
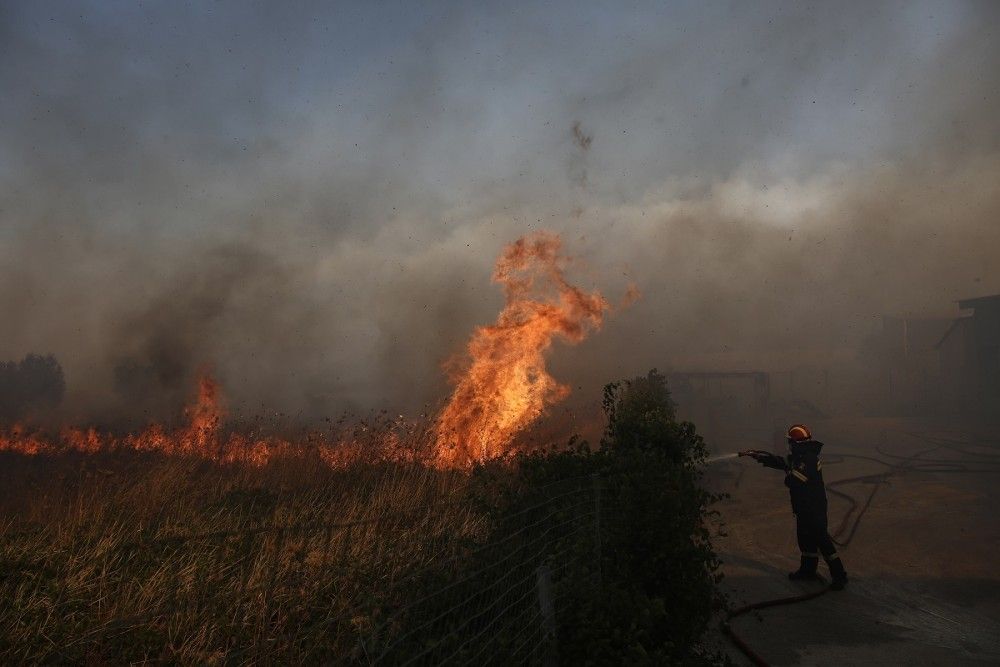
xmin=1 ymin=473 xmax=610 ymax=664
xmin=360 ymin=474 xmax=601 ymax=666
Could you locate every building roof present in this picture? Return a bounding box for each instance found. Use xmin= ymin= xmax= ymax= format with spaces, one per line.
xmin=958 ymin=294 xmax=1000 ymax=310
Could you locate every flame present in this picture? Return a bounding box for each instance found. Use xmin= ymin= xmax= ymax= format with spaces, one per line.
xmin=180 ymin=371 xmax=224 ymax=455
xmin=0 ymin=233 xmax=626 ymax=469
xmin=434 ymin=232 xmax=610 ymax=466
xmin=0 ymin=371 xmax=426 ymax=467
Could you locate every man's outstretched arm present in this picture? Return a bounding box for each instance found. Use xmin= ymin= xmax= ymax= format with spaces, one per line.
xmin=739 ymin=449 xmax=788 ymax=471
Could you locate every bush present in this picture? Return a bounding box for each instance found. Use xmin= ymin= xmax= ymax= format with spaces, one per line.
xmin=483 ymin=369 xmax=724 ymax=664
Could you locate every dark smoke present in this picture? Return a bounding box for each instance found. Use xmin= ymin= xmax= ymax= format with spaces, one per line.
xmin=1 ymin=1 xmax=998 ymax=422
xmin=0 ymin=355 xmax=65 ymax=423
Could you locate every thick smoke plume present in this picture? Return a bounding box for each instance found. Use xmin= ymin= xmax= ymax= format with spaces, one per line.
xmin=1 ymin=1 xmax=999 ymax=423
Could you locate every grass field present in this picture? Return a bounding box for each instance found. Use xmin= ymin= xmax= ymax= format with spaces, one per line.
xmin=0 ymin=450 xmax=486 ymax=663
xmin=0 ymin=371 xmax=724 ymax=665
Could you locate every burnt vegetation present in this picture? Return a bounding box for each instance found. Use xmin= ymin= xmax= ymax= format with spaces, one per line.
xmin=0 ymin=370 xmax=724 ymax=664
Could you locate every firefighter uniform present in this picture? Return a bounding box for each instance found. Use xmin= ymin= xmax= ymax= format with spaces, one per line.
xmin=758 ymin=437 xmax=848 ymax=589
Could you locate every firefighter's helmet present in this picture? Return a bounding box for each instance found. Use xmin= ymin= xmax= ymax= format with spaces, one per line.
xmin=787 ymin=424 xmax=812 ymax=442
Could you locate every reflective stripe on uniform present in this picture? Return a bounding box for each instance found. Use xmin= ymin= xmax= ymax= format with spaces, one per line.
xmin=817 ymin=461 xmax=823 ymax=470
xmin=792 ymin=470 xmax=808 ymax=482
xmin=827 ymin=552 xmax=840 ymax=560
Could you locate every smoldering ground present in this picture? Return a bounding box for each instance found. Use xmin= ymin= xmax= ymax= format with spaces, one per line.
xmin=1 ymin=1 xmax=998 ymax=424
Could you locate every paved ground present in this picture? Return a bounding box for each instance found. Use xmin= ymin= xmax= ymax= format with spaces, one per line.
xmin=704 ymin=418 xmax=1000 ymax=665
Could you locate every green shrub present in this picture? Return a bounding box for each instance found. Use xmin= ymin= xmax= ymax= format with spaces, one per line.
xmin=482 ymin=369 xmax=725 ymax=665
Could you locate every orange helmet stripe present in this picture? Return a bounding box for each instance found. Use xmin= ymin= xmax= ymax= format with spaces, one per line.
xmin=787 ymin=424 xmax=812 ymax=441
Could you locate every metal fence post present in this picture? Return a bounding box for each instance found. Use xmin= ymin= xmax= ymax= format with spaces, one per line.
xmin=591 ymin=473 xmax=602 ymax=583
xmin=535 ymin=563 xmax=558 ymax=667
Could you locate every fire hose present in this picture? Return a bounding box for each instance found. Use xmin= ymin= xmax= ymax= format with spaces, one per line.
xmin=715 ymin=433 xmax=1000 ymax=666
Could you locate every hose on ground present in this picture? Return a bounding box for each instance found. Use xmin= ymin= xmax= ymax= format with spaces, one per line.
xmin=719 ymin=430 xmax=999 ymax=666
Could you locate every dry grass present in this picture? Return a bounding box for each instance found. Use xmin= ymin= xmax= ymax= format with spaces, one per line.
xmin=0 ymin=451 xmax=489 ymax=664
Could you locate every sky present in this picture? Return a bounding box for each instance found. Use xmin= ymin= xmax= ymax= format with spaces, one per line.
xmin=1 ymin=0 xmax=998 ymax=422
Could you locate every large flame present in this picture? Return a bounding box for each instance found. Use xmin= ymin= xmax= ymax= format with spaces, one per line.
xmin=434 ymin=232 xmax=610 ymax=466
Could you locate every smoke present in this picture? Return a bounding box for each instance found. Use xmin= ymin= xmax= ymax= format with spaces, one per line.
xmin=0 ymin=355 xmax=65 ymax=422
xmin=1 ymin=1 xmax=998 ymax=422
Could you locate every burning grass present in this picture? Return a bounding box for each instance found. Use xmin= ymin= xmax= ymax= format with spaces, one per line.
xmin=1 ymin=232 xmax=629 ymax=471
xmin=0 ymin=373 xmax=440 ymax=468
xmin=0 ymin=370 xmax=725 ymax=664
xmin=0 ymin=233 xmax=684 ymax=662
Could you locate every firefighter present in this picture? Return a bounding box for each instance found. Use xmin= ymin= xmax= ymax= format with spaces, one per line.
xmin=746 ymin=424 xmax=848 ymax=590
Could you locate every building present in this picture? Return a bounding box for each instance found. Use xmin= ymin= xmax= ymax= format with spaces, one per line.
xmin=864 ymin=315 xmax=955 ymax=415
xmin=936 ymin=294 xmax=1000 ymax=417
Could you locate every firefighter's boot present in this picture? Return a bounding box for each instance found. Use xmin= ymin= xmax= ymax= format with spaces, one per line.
xmin=827 ymin=554 xmax=848 ymax=590
xmin=788 ymin=554 xmax=820 ymax=581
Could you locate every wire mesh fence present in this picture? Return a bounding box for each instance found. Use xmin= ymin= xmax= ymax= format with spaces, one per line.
xmin=360 ymin=475 xmax=601 ymax=665
xmin=0 ymin=468 xmax=610 ymax=664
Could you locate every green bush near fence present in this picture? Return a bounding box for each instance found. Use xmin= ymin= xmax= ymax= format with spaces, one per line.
xmin=473 ymin=369 xmax=726 ymax=665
